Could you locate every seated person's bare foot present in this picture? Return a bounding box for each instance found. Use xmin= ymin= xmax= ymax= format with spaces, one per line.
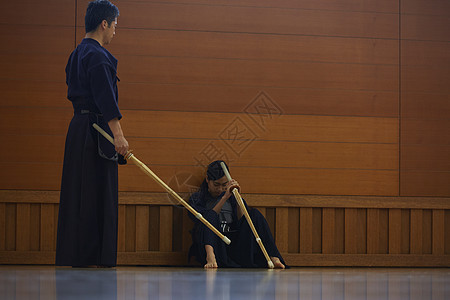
xmin=204 ymin=245 xmax=218 ymax=268
xmin=270 ymin=257 xmax=285 ymax=269
xmin=204 ymin=255 xmax=218 ymax=269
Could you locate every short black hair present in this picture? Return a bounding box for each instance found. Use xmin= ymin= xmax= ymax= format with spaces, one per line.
xmin=85 ymin=0 xmax=119 ymax=33
xmin=206 ymin=160 xmax=229 ymax=181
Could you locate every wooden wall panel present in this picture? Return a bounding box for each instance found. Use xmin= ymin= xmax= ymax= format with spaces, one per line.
xmin=400 ymin=1 xmax=450 ymax=197
xmin=1 ymin=135 xmax=398 ymax=171
xmin=114 ymin=56 xmax=399 ymax=92
xmin=0 ymin=162 xmax=398 ymax=196
xmin=0 ymin=54 xmax=67 ymax=82
xmin=102 ymin=29 xmax=399 ymax=65
xmin=113 ymin=84 xmax=399 ymax=117
xmin=402 ymin=14 xmax=450 ymax=41
xmin=1 ymin=194 xmax=449 ymax=266
xmin=119 ymin=0 xmax=398 ymax=13
xmin=0 ymin=108 xmax=398 ymax=143
xmin=77 ymin=1 xmax=398 ymax=39
xmin=0 ymin=0 xmax=75 ymax=26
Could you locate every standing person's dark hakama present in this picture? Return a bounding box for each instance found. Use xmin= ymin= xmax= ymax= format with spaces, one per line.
xmin=188 ymin=182 xmax=286 ymax=268
xmin=56 ymin=38 xmax=124 ymax=267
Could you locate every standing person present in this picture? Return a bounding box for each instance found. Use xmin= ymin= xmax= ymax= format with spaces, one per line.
xmin=56 ymin=0 xmax=128 ymax=268
xmin=188 ymin=160 xmax=286 ymax=269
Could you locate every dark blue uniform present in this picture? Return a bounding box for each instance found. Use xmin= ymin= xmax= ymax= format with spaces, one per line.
xmin=188 ymin=182 xmax=286 ymax=268
xmin=56 ymin=38 xmax=123 ymax=267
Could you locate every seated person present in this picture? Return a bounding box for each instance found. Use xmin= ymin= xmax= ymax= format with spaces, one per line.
xmin=188 ymin=160 xmax=286 ymax=269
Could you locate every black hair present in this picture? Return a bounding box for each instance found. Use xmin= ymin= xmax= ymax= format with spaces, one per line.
xmin=206 ymin=160 xmax=229 ymax=181
xmin=197 ymin=160 xmax=229 ymax=196
xmin=85 ymin=0 xmax=120 ymax=33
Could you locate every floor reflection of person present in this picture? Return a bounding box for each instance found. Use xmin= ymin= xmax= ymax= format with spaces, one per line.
xmin=188 ymin=160 xmax=286 ymax=269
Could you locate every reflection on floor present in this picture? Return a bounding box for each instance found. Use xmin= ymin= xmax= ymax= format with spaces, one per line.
xmin=0 ymin=266 xmax=449 ymax=299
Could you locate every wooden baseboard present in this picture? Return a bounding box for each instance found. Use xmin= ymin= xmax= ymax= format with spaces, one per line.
xmin=1 ymin=251 xmax=449 ymax=267
xmin=283 ymin=254 xmax=450 ymax=267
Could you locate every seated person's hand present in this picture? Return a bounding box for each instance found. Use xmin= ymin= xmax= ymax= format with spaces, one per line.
xmin=226 ymin=179 xmax=240 ymax=194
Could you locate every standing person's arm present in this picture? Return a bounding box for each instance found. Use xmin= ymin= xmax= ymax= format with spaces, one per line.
xmin=108 ymin=117 xmax=128 ymax=156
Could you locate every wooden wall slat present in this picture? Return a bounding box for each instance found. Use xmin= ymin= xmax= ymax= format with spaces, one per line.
xmin=16 ymin=204 xmax=31 ymax=251
xmin=265 ymin=208 xmax=275 ymax=244
xmin=275 ymin=208 xmax=289 ymax=253
xmin=367 ymin=209 xmax=380 ymax=254
xmin=423 ymin=209 xmax=432 ymax=254
xmin=401 ymin=210 xmax=411 ymax=254
xmin=445 ymin=211 xmax=450 ymax=255
xmin=125 ymin=206 xmax=136 ymax=252
xmin=432 ymin=210 xmax=445 ymax=255
xmin=410 ymin=209 xmax=423 ymax=254
xmin=30 ymin=204 xmax=40 ymax=251
xmin=149 ymin=207 xmax=160 ymax=251
xmin=40 ymin=204 xmax=55 ymax=251
xmin=288 ymin=208 xmax=299 ymax=253
xmin=299 ymin=208 xmax=313 ymax=254
xmin=345 ymin=208 xmax=367 ymax=254
xmin=5 ymin=204 xmax=16 ymax=251
xmin=335 ymin=209 xmax=345 ymax=254
xmin=322 ymin=208 xmax=335 ymax=254
xmin=159 ymin=206 xmax=173 ymax=252
xmin=117 ymin=205 xmax=126 ymax=252
xmin=0 ymin=203 xmax=5 ymax=250
xmin=135 ymin=205 xmax=149 ymax=251
xmin=312 ymin=208 xmax=322 ymax=253
xmin=388 ymin=209 xmax=401 ymax=254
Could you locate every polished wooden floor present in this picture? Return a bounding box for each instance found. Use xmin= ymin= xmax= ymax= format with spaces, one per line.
xmin=0 ymin=265 xmax=449 ymax=299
